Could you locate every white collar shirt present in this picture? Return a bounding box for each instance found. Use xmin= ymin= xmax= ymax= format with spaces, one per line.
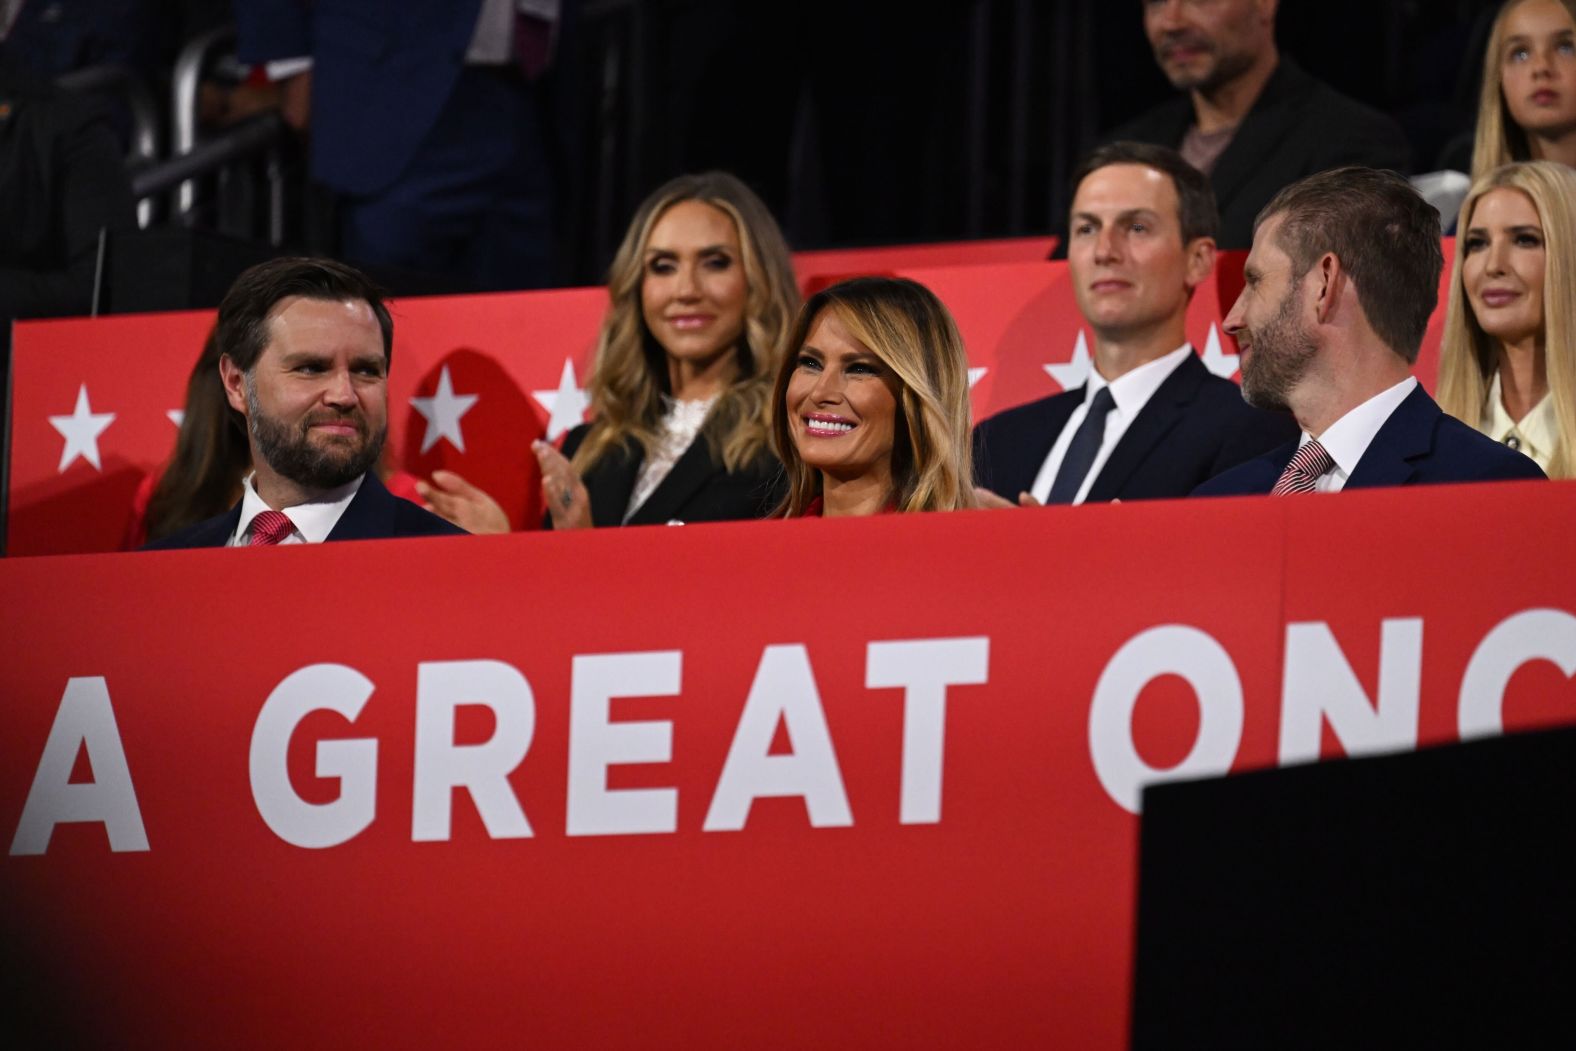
xmin=1298 ymin=376 xmax=1417 ymax=493
xmin=1030 ymin=344 xmax=1194 ymax=504
xmin=227 ymin=473 xmax=364 ymax=546
xmin=1481 ymin=372 xmax=1557 ymax=472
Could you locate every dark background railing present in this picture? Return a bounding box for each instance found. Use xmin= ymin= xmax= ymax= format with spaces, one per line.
xmin=38 ymin=0 xmax=1510 ymax=292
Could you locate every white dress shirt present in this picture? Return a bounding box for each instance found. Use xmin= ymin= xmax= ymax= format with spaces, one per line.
xmin=1294 ymin=376 xmax=1418 ymax=493
xmin=1481 ymin=372 xmax=1557 ymax=472
xmin=227 ymin=474 xmax=363 ymax=546
xmin=1029 ymin=344 xmax=1194 ymax=504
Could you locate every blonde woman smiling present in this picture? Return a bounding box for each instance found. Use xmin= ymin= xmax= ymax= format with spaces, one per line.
xmin=422 ymin=171 xmax=801 ymax=529
xmin=1439 ymin=160 xmax=1576 ymax=476
xmin=772 ymin=277 xmax=977 ymax=517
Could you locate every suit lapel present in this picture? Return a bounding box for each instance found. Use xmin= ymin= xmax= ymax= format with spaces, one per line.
xmin=625 ymin=436 xmax=721 ymax=525
xmin=1007 ymin=390 xmax=1082 ymax=496
xmin=201 ymin=503 xmax=246 ymax=547
xmin=1086 ymin=353 xmax=1203 ymax=501
xmin=1209 ymin=61 xmax=1309 ymax=217
xmin=326 ymin=472 xmax=395 ymax=541
xmin=1346 ymin=385 xmax=1435 ymax=489
xmin=1258 ymin=442 xmax=1300 ymax=491
xmin=583 ymin=440 xmax=643 ymax=527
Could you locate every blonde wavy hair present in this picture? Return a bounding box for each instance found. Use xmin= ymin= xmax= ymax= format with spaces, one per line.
xmin=1438 ymin=160 xmax=1576 ymax=478
xmin=1470 ymin=0 xmax=1576 ymax=178
xmin=572 ymin=172 xmax=801 ymax=475
xmin=770 ymin=277 xmax=978 ymax=515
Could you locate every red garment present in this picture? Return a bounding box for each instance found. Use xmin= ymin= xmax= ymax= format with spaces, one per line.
xmin=800 ymin=495 xmax=898 ymax=517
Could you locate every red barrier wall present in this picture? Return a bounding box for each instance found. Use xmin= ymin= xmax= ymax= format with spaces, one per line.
xmin=2 ymin=482 xmax=1571 ymax=1047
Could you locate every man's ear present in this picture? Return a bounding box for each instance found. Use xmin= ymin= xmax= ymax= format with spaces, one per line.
xmin=218 ymin=354 xmax=249 ymax=416
xmin=1185 ymin=236 xmax=1217 ymax=291
xmin=1312 ymin=252 xmax=1346 ymax=324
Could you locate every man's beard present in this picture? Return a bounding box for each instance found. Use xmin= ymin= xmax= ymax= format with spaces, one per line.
xmin=245 ymin=379 xmax=385 ymax=491
xmin=1240 ymin=287 xmax=1316 ymax=412
xmin=1157 ymin=34 xmax=1256 ymax=93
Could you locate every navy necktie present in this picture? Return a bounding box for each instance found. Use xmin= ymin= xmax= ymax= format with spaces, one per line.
xmin=1048 ymin=386 xmax=1115 ymax=504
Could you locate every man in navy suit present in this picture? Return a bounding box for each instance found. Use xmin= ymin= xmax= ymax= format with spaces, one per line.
xmin=1194 ymin=167 xmax=1545 ymax=497
xmin=145 ymin=257 xmax=465 ymax=549
xmin=234 ymin=0 xmax=559 ymax=291
xmin=974 ymin=141 xmax=1297 ymax=507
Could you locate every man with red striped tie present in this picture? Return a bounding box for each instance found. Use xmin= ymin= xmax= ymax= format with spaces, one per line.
xmin=145 ymin=258 xmax=466 ymax=548
xmin=1193 ymin=167 xmax=1545 ymax=497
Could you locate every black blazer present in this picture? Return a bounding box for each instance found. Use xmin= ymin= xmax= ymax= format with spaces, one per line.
xmin=556 ymin=423 xmax=785 ymax=527
xmin=1193 ymin=384 xmax=1548 ymax=496
xmin=1105 ymin=59 xmax=1412 ymax=250
xmin=143 ymin=472 xmax=466 ymax=549
xmin=973 ymin=351 xmax=1298 ymax=502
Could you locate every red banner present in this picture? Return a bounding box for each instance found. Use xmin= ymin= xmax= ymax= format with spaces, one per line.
xmin=3 ymin=480 xmax=1572 ymax=1047
xmin=6 ymin=242 xmax=1454 ymax=556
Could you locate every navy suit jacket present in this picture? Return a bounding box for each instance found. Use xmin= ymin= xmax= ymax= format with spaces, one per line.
xmin=1193 ymin=385 xmax=1547 ymax=496
xmin=973 ymin=351 xmax=1299 ymax=503
xmin=235 ymin=0 xmax=487 ymax=196
xmin=143 ymin=472 xmax=467 ymax=549
xmin=554 ymin=423 xmax=785 ymax=528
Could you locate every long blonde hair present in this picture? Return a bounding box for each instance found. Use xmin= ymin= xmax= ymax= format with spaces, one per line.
xmin=771 ymin=277 xmax=978 ymax=515
xmin=571 ymin=172 xmax=800 ymax=475
xmin=1438 ymin=160 xmax=1576 ymax=477
xmin=1470 ymin=0 xmax=1576 ymax=178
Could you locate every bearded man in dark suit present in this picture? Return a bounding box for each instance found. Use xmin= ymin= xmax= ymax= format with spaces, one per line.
xmin=1195 ymin=167 xmax=1545 ymax=497
xmin=146 ymin=257 xmax=465 ymax=548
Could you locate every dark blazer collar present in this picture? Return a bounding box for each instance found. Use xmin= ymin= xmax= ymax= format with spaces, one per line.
xmin=581 ymin=439 xmax=643 ymax=527
xmin=624 ymin=434 xmax=725 ymax=525
xmin=1022 ymin=390 xmax=1084 ymax=490
xmin=146 ymin=471 xmax=394 ymax=548
xmin=1346 ymin=383 xmax=1438 ymax=489
xmin=1254 ymin=440 xmax=1301 ymax=492
xmin=325 ymin=472 xmax=398 ymax=541
xmin=579 ymin=433 xmax=730 ymax=526
xmin=1210 ymin=58 xmax=1316 ymax=211
xmin=1085 ymin=350 xmax=1204 ymax=501
xmin=191 ymin=503 xmax=245 ymax=548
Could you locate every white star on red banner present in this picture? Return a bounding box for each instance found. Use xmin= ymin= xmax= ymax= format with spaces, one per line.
xmin=533 ymin=359 xmax=591 ymax=441
xmin=1044 ymin=330 xmax=1092 ymax=392
xmin=49 ymin=384 xmax=116 ymax=472
xmin=1198 ymin=324 xmax=1240 ymax=378
xmin=410 ymin=365 xmax=480 ymax=454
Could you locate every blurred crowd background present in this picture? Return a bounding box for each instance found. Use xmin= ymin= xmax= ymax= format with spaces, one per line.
xmin=0 ymin=0 xmax=1508 ymax=304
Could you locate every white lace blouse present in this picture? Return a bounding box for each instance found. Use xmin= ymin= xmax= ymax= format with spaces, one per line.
xmin=624 ymin=394 xmax=719 ymax=521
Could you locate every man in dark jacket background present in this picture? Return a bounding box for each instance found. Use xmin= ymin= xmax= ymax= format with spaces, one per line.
xmin=1109 ymin=0 xmax=1411 ymax=249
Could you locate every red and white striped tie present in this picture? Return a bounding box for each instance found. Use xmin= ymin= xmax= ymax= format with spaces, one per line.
xmin=1270 ymin=439 xmax=1333 ymax=496
xmin=248 ymin=510 xmax=296 ymax=546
